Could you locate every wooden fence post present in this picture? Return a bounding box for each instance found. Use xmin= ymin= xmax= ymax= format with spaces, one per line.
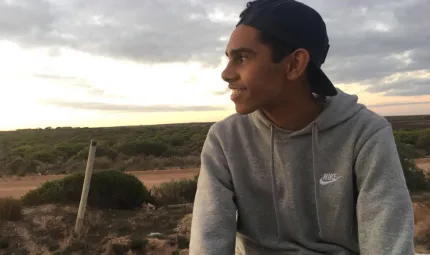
xmin=74 ymin=140 xmax=97 ymax=235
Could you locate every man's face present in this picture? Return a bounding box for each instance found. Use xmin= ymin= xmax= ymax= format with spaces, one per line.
xmin=222 ymin=25 xmax=287 ymax=115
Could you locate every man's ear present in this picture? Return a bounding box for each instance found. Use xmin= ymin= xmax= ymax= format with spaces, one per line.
xmin=284 ymin=48 xmax=310 ymax=80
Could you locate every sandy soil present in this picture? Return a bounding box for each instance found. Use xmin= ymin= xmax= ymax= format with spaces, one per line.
xmin=0 ymin=168 xmax=199 ymax=199
xmin=416 ymin=158 xmax=430 ymax=173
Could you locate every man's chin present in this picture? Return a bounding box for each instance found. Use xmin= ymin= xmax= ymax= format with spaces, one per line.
xmin=234 ymin=104 xmax=256 ymax=115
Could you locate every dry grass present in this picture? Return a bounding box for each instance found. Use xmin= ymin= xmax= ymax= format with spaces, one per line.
xmin=0 ymin=197 xmax=22 ymax=221
xmin=0 ymin=204 xmax=192 ymax=254
xmin=0 ymin=200 xmax=429 ymax=254
xmin=151 ymin=178 xmax=198 ymax=206
xmin=412 ymin=193 xmax=430 ymax=253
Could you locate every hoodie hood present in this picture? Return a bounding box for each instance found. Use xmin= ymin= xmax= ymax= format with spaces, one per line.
xmin=250 ymin=88 xmax=365 ymax=136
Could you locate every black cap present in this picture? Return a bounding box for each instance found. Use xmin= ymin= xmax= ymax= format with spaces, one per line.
xmin=236 ymin=0 xmax=337 ymax=97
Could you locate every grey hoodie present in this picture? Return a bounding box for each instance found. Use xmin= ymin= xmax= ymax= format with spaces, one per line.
xmin=189 ymin=88 xmax=415 ymax=255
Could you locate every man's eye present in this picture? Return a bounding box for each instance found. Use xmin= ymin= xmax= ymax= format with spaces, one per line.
xmin=235 ymin=54 xmax=247 ymax=64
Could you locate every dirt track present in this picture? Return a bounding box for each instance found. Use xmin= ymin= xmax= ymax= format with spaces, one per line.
xmin=0 ymin=168 xmax=199 ymax=199
xmin=416 ymin=158 xmax=430 ymax=173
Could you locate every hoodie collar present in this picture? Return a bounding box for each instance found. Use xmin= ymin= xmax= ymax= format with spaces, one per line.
xmin=250 ymin=88 xmax=365 ymax=137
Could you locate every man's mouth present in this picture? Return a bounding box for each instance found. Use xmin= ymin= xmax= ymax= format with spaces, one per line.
xmin=231 ymin=88 xmax=246 ymax=95
xmin=230 ymin=88 xmax=246 ymax=100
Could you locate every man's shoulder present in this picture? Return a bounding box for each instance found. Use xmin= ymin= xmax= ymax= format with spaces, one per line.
xmin=209 ymin=113 xmax=253 ymax=137
xmin=353 ymin=106 xmax=391 ymax=134
xmin=350 ymin=107 xmax=393 ymax=149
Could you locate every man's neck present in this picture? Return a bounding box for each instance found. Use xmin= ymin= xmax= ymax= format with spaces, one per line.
xmin=262 ymin=94 xmax=324 ymax=131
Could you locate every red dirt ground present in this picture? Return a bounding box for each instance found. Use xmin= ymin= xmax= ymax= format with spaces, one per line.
xmin=0 ymin=168 xmax=199 ymax=199
xmin=416 ymin=158 xmax=430 ymax=173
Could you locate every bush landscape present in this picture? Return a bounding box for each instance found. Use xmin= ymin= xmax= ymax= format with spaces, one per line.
xmin=0 ymin=116 xmax=429 ymax=254
xmin=0 ymin=116 xmax=428 ymax=177
xmin=0 ymin=123 xmax=210 ymax=176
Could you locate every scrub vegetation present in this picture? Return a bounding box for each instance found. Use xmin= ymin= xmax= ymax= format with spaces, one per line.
xmin=0 ymin=116 xmax=429 ymax=253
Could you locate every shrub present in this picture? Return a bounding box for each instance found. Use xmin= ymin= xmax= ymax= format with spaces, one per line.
xmin=114 ymin=141 xmax=168 ymax=157
xmin=394 ymin=129 xmax=430 ymax=153
xmin=151 ymin=175 xmax=198 ymax=206
xmin=93 ymin=156 xmax=114 ymax=170
xmin=416 ymin=130 xmax=430 ymax=153
xmin=395 ymin=140 xmax=425 ymax=159
xmin=130 ymin=236 xmax=148 ymax=250
xmin=400 ymin=156 xmax=430 ymax=192
xmin=0 ymin=197 xmax=22 ymax=221
xmin=76 ymin=145 xmax=119 ymax=160
xmin=397 ymin=142 xmax=430 ymax=192
xmin=0 ymin=239 xmax=8 ymax=249
xmin=54 ymin=142 xmax=86 ymax=160
xmin=6 ymin=157 xmax=39 ymax=176
xmin=28 ymin=150 xmax=56 ymax=163
xmin=21 ymin=170 xmax=154 ymax=209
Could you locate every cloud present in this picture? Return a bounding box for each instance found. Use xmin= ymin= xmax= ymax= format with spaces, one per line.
xmin=33 ymin=73 xmax=109 ymax=97
xmin=367 ymin=101 xmax=430 ymax=108
xmin=0 ymin=0 xmax=234 ymax=67
xmin=1 ymin=0 xmax=430 ymax=96
xmin=40 ymin=99 xmax=227 ymax=112
xmin=212 ymin=88 xmax=230 ymax=96
xmin=310 ymin=0 xmax=430 ymax=96
xmin=366 ymin=74 xmax=430 ymax=96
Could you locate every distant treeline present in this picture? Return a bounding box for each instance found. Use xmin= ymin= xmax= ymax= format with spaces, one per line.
xmin=0 ymin=115 xmax=429 ymax=176
xmin=385 ymin=115 xmax=430 ymax=130
xmin=0 ymin=124 xmax=210 ymax=176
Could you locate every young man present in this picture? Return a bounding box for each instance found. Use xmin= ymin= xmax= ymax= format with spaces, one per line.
xmin=190 ymin=0 xmax=415 ymax=254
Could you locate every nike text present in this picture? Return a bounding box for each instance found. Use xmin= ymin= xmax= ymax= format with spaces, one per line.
xmin=319 ymin=173 xmax=342 ymax=185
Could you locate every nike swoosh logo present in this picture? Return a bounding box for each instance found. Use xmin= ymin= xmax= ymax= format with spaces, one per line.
xmin=319 ymin=176 xmax=341 ymax=185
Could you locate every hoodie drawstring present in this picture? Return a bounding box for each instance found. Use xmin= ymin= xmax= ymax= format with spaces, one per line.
xmin=312 ymin=123 xmax=322 ymax=239
xmin=270 ymin=124 xmax=322 ymax=241
xmin=270 ymin=125 xmax=281 ymax=241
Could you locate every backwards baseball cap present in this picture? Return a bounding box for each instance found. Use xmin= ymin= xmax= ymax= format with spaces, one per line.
xmin=236 ymin=0 xmax=337 ymax=97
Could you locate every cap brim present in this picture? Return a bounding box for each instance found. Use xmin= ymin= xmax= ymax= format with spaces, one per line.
xmin=307 ymin=61 xmax=337 ymax=97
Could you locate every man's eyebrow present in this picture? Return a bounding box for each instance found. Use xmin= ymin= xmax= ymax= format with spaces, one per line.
xmin=225 ymin=47 xmax=256 ymax=57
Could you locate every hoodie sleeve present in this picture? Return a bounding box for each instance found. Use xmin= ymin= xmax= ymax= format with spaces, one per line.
xmin=354 ymin=125 xmax=415 ymax=255
xmin=189 ymin=125 xmax=237 ymax=255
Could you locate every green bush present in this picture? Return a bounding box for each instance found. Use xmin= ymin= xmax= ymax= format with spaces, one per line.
xmin=0 ymin=197 xmax=22 ymax=221
xmin=114 ymin=141 xmax=168 ymax=157
xmin=394 ymin=128 xmax=430 ymax=153
xmin=151 ymin=175 xmax=198 ymax=206
xmin=0 ymin=123 xmax=211 ymax=176
xmin=28 ymin=150 xmax=56 ymax=163
xmin=395 ymin=140 xmax=425 ymax=158
xmin=130 ymin=236 xmax=148 ymax=250
xmin=400 ymin=156 xmax=430 ymax=192
xmin=54 ymin=143 xmax=85 ymax=159
xmin=6 ymin=157 xmax=38 ymax=176
xmin=75 ymin=145 xmax=119 ymax=160
xmin=21 ymin=170 xmax=154 ymax=209
xmin=416 ymin=130 xmax=430 ymax=153
xmin=397 ymin=142 xmax=430 ymax=192
xmin=0 ymin=239 xmax=9 ymax=249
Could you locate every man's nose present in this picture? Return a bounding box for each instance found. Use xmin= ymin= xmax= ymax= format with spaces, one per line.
xmin=221 ymin=63 xmax=239 ymax=83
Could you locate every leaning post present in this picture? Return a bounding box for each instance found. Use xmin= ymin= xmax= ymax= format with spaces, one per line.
xmin=74 ymin=140 xmax=97 ymax=235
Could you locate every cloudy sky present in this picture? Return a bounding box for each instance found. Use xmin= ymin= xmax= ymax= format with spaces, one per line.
xmin=1 ymin=0 xmax=429 ymax=130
